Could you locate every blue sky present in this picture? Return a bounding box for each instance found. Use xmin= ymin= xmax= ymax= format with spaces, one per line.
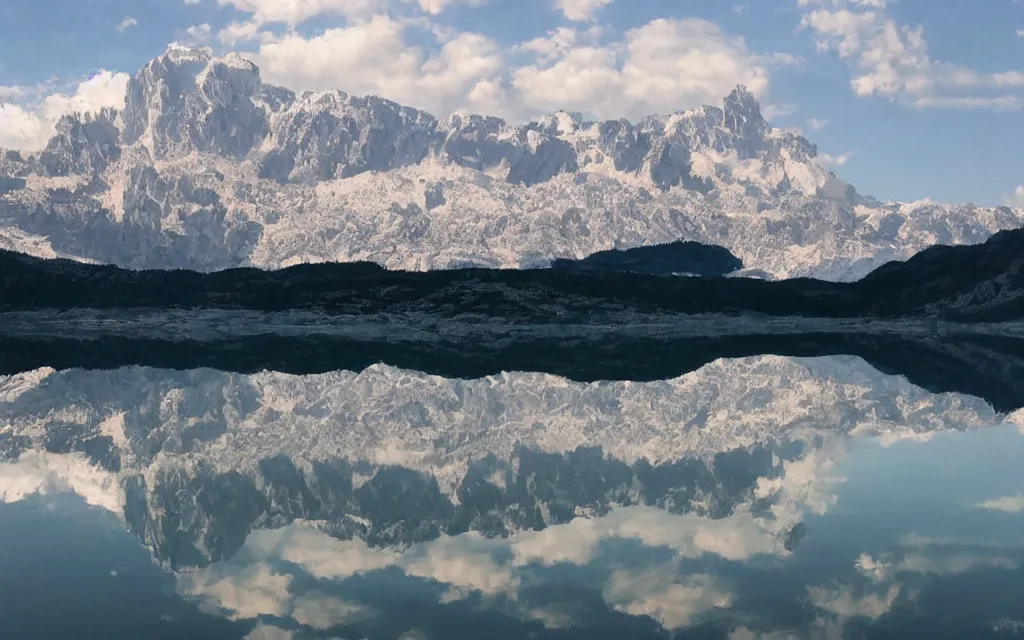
xmin=0 ymin=0 xmax=1021 ymax=206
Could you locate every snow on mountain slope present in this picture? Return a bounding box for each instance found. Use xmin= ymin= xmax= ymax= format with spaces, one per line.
xmin=1 ymin=44 xmax=1021 ymax=279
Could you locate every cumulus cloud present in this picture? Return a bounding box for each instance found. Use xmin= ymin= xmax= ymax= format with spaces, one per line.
xmin=231 ymin=11 xmax=784 ymax=123
xmin=0 ymin=70 xmax=129 ymax=151
xmin=555 ymin=0 xmax=614 ymax=22
xmin=762 ymin=103 xmax=798 ymax=119
xmin=216 ymin=0 xmax=485 ymax=26
xmin=250 ymin=16 xmax=509 ymax=117
xmin=511 ymin=19 xmax=773 ymax=121
xmin=813 ymin=151 xmax=855 ymax=167
xmin=116 ymin=16 xmax=138 ymax=33
xmin=807 ymin=117 xmax=829 ymax=130
xmin=215 ymin=0 xmax=386 ymax=25
xmin=1006 ymin=186 xmax=1024 ymax=208
xmin=800 ymin=0 xmax=1024 ymax=109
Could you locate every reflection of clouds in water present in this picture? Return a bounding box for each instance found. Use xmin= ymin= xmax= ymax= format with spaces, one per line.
xmin=244 ymin=623 xmax=296 ymax=640
xmin=856 ymin=543 xmax=1022 ymax=583
xmin=976 ymin=493 xmax=1024 ymax=514
xmin=728 ymin=627 xmax=802 ymax=639
xmin=178 ymin=562 xmax=292 ymax=620
xmin=179 ymin=560 xmax=377 ymax=628
xmin=291 ymin=591 xmax=376 ymax=629
xmin=755 ymin=441 xmax=846 ymax=522
xmin=169 ymin=423 xmax=851 ymax=635
xmin=991 ymin=618 xmax=1024 ymax=634
xmin=178 ymin=501 xmax=790 ymax=634
xmin=807 ymin=583 xmax=901 ymax=619
xmin=602 ymin=567 xmax=731 ymax=630
xmin=511 ymin=505 xmax=784 ymax=566
xmin=403 ymin=532 xmax=520 ymax=600
xmin=243 ymin=527 xmax=399 ymax=580
xmin=0 ymin=451 xmax=122 ymax=512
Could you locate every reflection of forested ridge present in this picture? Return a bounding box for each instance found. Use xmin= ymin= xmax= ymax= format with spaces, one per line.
xmin=121 ymin=443 xmax=784 ymax=569
xmin=3 ymin=334 xmax=1024 ymax=411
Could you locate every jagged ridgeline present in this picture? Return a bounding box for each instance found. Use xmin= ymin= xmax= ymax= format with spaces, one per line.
xmin=1 ymin=44 xmax=1022 ymax=279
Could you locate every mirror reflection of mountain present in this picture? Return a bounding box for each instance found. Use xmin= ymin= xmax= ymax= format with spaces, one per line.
xmin=3 ymin=332 xmax=1024 ymax=412
xmin=2 ymin=355 xmax=1015 ymax=574
xmin=3 ymin=421 xmax=1021 ymax=639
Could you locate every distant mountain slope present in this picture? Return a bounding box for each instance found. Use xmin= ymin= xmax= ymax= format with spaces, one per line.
xmin=1 ymin=44 xmax=1021 ymax=279
xmin=2 ymin=226 xmax=1023 ymax=321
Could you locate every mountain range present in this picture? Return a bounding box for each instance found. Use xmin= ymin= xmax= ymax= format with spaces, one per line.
xmin=1 ymin=43 xmax=1021 ymax=280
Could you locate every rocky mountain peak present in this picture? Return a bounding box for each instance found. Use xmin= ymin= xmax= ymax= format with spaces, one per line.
xmin=722 ymin=85 xmax=767 ymax=139
xmin=122 ymin=43 xmax=267 ymax=159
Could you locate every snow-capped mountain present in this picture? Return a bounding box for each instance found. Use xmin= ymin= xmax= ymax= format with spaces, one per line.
xmin=2 ymin=44 xmax=1021 ymax=279
xmin=0 ymin=356 xmax=1007 ymax=567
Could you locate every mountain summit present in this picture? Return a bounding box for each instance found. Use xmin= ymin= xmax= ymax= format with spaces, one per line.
xmin=1 ymin=44 xmax=1021 ymax=278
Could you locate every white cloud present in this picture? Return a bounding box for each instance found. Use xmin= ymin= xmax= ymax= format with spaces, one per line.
xmin=1007 ymin=187 xmax=1024 ymax=208
xmin=217 ymin=20 xmax=271 ymax=46
xmin=215 ymin=0 xmax=385 ymax=25
xmin=0 ymin=70 xmax=129 ymax=151
xmin=512 ymin=18 xmax=772 ymax=121
xmin=808 ymin=117 xmax=829 ymax=130
xmin=814 ymin=151 xmax=854 ymax=167
xmin=555 ymin=0 xmax=613 ymax=22
xmin=251 ymin=16 xmax=509 ymax=117
xmin=800 ymin=0 xmax=1024 ymax=109
xmin=178 ymin=23 xmax=214 ymax=44
xmin=0 ymin=85 xmax=29 ymax=101
xmin=239 ymin=13 xmax=781 ymax=123
xmin=116 ymin=16 xmax=138 ymax=33
xmin=184 ymin=0 xmax=202 ymax=4
xmin=409 ymin=0 xmax=489 ymax=14
xmin=976 ymin=493 xmax=1024 ymax=513
xmin=216 ymin=0 xmax=485 ymax=26
xmin=762 ymin=103 xmax=798 ymax=119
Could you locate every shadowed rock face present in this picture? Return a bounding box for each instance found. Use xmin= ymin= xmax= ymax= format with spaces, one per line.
xmin=37 ymin=109 xmax=122 ymax=177
xmin=2 ymin=45 xmax=1021 ymax=278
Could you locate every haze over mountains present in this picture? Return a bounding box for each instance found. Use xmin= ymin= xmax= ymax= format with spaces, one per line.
xmin=2 ymin=44 xmax=1022 ymax=280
